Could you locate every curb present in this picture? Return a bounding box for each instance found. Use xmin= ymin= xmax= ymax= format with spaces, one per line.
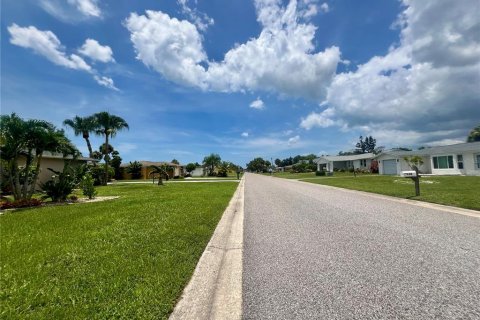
xmin=293 ymin=179 xmax=480 ymax=218
xmin=169 ymin=177 xmax=244 ymax=320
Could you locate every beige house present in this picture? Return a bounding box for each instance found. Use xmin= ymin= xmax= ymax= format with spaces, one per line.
xmin=17 ymin=152 xmax=97 ymax=187
xmin=120 ymin=161 xmax=184 ymax=180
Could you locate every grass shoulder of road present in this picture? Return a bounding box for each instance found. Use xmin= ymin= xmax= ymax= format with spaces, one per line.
xmin=0 ymin=182 xmax=238 ymax=319
xmin=298 ymin=175 xmax=479 ymax=211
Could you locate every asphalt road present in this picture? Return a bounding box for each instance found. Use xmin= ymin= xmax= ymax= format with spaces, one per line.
xmin=242 ymin=173 xmax=480 ymax=319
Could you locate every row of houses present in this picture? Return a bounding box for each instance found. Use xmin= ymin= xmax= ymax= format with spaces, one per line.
xmin=314 ymin=141 xmax=480 ymax=176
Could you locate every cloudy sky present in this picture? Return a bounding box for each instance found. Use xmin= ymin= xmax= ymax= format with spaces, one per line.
xmin=2 ymin=0 xmax=479 ymax=166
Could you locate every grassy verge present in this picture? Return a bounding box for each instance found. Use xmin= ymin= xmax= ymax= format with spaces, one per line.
xmin=301 ymin=175 xmax=480 ymax=210
xmin=0 ymin=182 xmax=238 ymax=319
xmin=266 ymin=171 xmax=371 ymax=179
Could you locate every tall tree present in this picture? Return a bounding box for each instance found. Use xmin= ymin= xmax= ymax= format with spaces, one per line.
xmin=0 ymin=113 xmax=78 ymax=200
xmin=203 ymin=153 xmax=221 ymax=176
xmin=63 ymin=116 xmax=96 ymax=157
xmin=467 ymin=125 xmax=480 ymax=142
xmin=110 ymin=151 xmax=122 ymax=179
xmin=355 ymin=135 xmax=376 ymax=153
xmin=93 ymin=112 xmax=129 ymax=185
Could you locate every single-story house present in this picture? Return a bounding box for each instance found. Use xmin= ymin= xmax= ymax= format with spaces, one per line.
xmin=314 ymin=153 xmax=375 ymax=172
xmin=120 ymin=161 xmax=184 ymax=180
xmin=189 ymin=166 xmax=205 ymax=177
xmin=16 ymin=151 xmax=97 ymax=187
xmin=376 ymin=142 xmax=480 ymax=176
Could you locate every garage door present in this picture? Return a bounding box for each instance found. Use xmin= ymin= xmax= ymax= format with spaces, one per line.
xmin=383 ymin=159 xmax=397 ymax=175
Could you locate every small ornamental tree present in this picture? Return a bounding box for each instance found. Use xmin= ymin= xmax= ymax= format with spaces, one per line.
xmin=81 ymin=172 xmax=97 ymax=199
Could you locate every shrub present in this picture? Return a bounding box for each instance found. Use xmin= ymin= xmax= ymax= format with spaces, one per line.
xmin=90 ymin=164 xmax=114 ymax=185
xmin=315 ymin=170 xmax=326 ymax=176
xmin=81 ymin=172 xmax=97 ymax=199
xmin=69 ymin=195 xmax=78 ymax=202
xmin=41 ymin=167 xmax=76 ymax=202
xmin=0 ymin=198 xmax=43 ymax=209
xmin=127 ymin=161 xmax=143 ymax=179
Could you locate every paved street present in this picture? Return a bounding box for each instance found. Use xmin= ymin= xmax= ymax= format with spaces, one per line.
xmin=243 ymin=173 xmax=480 ymax=319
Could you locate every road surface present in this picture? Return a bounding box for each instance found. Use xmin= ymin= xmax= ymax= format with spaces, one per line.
xmin=242 ymin=173 xmax=480 ymax=319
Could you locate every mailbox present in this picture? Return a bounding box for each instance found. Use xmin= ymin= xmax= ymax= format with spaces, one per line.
xmin=401 ymin=170 xmax=417 ymax=177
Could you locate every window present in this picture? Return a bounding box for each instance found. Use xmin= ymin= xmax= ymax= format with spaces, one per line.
xmin=360 ymin=159 xmax=367 ymax=167
xmin=457 ymin=155 xmax=464 ymax=169
xmin=476 ymin=154 xmax=480 ymax=170
xmin=433 ymin=155 xmax=454 ymax=169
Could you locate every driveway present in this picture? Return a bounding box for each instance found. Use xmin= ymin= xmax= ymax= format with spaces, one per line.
xmin=243 ymin=173 xmax=480 ymax=319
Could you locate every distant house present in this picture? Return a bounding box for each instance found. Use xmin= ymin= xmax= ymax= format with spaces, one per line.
xmin=120 ymin=161 xmax=184 ymax=179
xmin=189 ymin=166 xmax=205 ymax=177
xmin=314 ymin=153 xmax=375 ymax=173
xmin=17 ymin=151 xmax=97 ymax=187
xmin=376 ymin=142 xmax=480 ymax=176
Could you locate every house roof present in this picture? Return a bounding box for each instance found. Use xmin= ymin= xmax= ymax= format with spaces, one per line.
xmin=40 ymin=151 xmax=98 ymax=162
xmin=120 ymin=161 xmax=183 ymax=168
xmin=377 ymin=142 xmax=480 ymax=158
xmin=314 ymin=153 xmax=375 ymax=163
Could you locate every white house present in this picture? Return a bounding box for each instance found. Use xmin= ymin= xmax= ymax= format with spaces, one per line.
xmin=314 ymin=153 xmax=375 ymax=173
xmin=376 ymin=142 xmax=480 ymax=176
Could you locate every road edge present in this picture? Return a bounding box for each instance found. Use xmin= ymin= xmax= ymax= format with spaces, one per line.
xmin=294 ymin=178 xmax=480 ymax=218
xmin=169 ymin=177 xmax=244 ymax=320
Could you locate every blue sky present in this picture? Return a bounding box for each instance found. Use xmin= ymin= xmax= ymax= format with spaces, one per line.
xmin=2 ymin=0 xmax=479 ymax=166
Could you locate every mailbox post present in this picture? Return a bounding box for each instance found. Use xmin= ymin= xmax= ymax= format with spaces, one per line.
xmin=401 ymin=166 xmax=420 ymax=196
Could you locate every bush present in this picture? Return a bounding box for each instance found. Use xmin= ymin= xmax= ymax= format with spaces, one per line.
xmin=315 ymin=170 xmax=326 ymax=176
xmin=81 ymin=172 xmax=97 ymax=199
xmin=0 ymin=198 xmax=43 ymax=209
xmin=41 ymin=168 xmax=76 ymax=202
xmin=127 ymin=161 xmax=143 ymax=179
xmin=90 ymin=164 xmax=114 ymax=185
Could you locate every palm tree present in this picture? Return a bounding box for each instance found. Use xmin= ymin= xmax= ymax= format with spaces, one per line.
xmin=203 ymin=153 xmax=221 ymax=176
xmin=149 ymin=165 xmax=170 ymax=185
xmin=63 ymin=116 xmax=96 ymax=158
xmin=93 ymin=112 xmax=129 ymax=185
xmin=0 ymin=113 xmax=78 ymax=200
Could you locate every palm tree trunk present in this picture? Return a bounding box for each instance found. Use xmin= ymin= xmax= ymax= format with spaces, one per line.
xmin=85 ymin=137 xmax=93 ymax=158
xmin=11 ymin=157 xmax=21 ymax=201
xmin=104 ymin=134 xmax=109 ymax=186
xmin=28 ymin=153 xmax=43 ymax=199
xmin=20 ymin=150 xmax=33 ymax=199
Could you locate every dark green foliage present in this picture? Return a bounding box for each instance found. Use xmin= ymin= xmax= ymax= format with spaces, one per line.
xmin=467 ymin=125 xmax=480 ymax=142
xmin=315 ymin=170 xmax=326 ymax=176
xmin=355 ymin=135 xmax=377 ymax=154
xmin=148 ymin=165 xmax=169 ymax=185
xmin=81 ymin=172 xmax=97 ymax=199
xmin=90 ymin=164 xmax=114 ymax=185
xmin=127 ymin=161 xmax=143 ymax=179
xmin=171 ymin=159 xmax=179 ymax=164
xmin=246 ymin=157 xmax=271 ymax=172
xmin=110 ymin=151 xmax=122 ymax=179
xmin=63 ymin=115 xmax=96 ymax=158
xmin=0 ymin=113 xmax=78 ymax=200
xmin=217 ymin=161 xmax=231 ymax=177
xmin=41 ymin=167 xmax=76 ymax=202
xmin=203 ymin=153 xmax=221 ymax=176
xmin=185 ymin=163 xmax=197 ymax=174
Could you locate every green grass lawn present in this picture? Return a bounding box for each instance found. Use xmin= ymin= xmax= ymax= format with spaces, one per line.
xmin=0 ymin=182 xmax=238 ymax=319
xmin=300 ymin=175 xmax=480 ymax=210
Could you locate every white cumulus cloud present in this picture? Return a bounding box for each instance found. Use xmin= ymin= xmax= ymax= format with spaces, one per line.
xmin=250 ymin=98 xmax=265 ymax=110
xmin=8 ymin=24 xmax=91 ymax=72
xmin=8 ymin=24 xmax=117 ymax=90
xmin=79 ymin=39 xmax=115 ymax=63
xmin=177 ymin=0 xmax=214 ymax=31
xmin=241 ymin=132 xmax=249 ymax=137
xmin=125 ymin=0 xmax=341 ymax=100
xmin=301 ymin=0 xmax=480 ymax=145
xmin=67 ymin=0 xmax=101 ymax=17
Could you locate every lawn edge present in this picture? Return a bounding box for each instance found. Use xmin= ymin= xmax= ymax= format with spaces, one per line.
xmin=169 ymin=177 xmax=244 ymax=320
xmin=297 ymin=179 xmax=480 ymax=218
